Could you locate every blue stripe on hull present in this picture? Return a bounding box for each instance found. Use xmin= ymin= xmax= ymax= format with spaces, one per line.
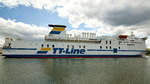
xmin=87 ymin=49 xmax=145 ymax=52
xmin=2 ymin=48 xmax=37 ymax=50
xmin=2 ymin=54 xmax=142 ymax=58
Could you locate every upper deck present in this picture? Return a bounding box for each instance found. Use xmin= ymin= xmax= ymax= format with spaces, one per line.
xmin=44 ymin=24 xmax=146 ymax=44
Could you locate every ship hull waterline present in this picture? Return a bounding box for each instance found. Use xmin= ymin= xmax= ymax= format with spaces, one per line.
xmin=2 ymin=54 xmax=142 ymax=58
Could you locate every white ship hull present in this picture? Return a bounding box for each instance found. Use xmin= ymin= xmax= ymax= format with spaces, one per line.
xmin=2 ymin=39 xmax=146 ymax=58
xmin=2 ymin=24 xmax=147 ymax=58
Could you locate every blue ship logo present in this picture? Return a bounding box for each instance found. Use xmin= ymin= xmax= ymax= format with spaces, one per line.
xmin=53 ymin=48 xmax=86 ymax=54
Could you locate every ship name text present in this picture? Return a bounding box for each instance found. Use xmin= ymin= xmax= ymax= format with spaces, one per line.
xmin=53 ymin=48 xmax=86 ymax=54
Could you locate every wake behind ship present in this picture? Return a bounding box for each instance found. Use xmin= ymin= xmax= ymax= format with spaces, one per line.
xmin=2 ymin=24 xmax=147 ymax=58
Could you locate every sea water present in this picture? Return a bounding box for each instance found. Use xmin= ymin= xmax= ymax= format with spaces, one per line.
xmin=0 ymin=56 xmax=150 ymax=84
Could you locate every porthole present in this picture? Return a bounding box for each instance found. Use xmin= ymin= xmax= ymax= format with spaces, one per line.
xmin=110 ymin=46 xmax=112 ymax=49
xmin=110 ymin=41 xmax=111 ymax=44
xmin=52 ymin=45 xmax=55 ymax=48
xmin=100 ymin=46 xmax=102 ymax=49
xmin=106 ymin=46 xmax=108 ymax=49
xmin=67 ymin=45 xmax=69 ymax=48
xmin=79 ymin=45 xmax=81 ymax=48
xmin=106 ymin=41 xmax=108 ymax=44
xmin=83 ymin=45 xmax=86 ymax=48
xmin=47 ymin=44 xmax=49 ymax=48
xmin=99 ymin=40 xmax=102 ymax=43
xmin=41 ymin=44 xmax=44 ymax=48
xmin=72 ymin=45 xmax=74 ymax=48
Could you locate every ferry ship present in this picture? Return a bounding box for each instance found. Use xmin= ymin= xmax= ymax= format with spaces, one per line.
xmin=2 ymin=24 xmax=147 ymax=58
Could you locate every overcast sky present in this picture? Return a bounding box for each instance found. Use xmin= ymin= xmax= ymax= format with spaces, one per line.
xmin=0 ymin=0 xmax=150 ymax=47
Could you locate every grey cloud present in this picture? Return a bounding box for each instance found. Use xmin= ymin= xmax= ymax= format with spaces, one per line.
xmin=102 ymin=7 xmax=150 ymax=26
xmin=57 ymin=0 xmax=150 ymax=29
xmin=1 ymin=0 xmax=150 ymax=28
xmin=82 ymin=4 xmax=150 ymax=27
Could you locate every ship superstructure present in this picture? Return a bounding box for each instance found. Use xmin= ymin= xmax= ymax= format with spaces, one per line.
xmin=2 ymin=24 xmax=147 ymax=58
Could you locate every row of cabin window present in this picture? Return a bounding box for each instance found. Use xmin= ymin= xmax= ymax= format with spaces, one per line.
xmin=41 ymin=44 xmax=54 ymax=48
xmin=99 ymin=40 xmax=112 ymax=44
xmin=41 ymin=44 xmax=121 ymax=50
xmin=106 ymin=41 xmax=112 ymax=44
xmin=41 ymin=44 xmax=86 ymax=48
xmin=100 ymin=46 xmax=121 ymax=49
xmin=67 ymin=45 xmax=86 ymax=48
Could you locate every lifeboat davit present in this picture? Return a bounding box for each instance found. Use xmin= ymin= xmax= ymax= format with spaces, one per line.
xmin=118 ymin=35 xmax=128 ymax=39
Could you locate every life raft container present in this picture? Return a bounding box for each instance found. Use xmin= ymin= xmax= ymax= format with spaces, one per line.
xmin=118 ymin=35 xmax=128 ymax=39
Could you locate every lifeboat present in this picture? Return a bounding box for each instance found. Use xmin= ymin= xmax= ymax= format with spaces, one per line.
xmin=118 ymin=35 xmax=128 ymax=39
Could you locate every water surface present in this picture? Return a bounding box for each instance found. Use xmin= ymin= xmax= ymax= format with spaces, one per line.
xmin=0 ymin=56 xmax=150 ymax=84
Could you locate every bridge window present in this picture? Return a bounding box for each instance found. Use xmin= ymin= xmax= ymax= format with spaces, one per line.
xmin=52 ymin=45 xmax=55 ymax=48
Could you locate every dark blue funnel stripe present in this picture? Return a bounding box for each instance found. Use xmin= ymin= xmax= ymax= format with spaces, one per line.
xmin=48 ymin=24 xmax=66 ymax=28
xmin=50 ymin=31 xmax=61 ymax=34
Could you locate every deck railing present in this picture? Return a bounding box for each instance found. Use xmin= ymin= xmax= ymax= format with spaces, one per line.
xmin=45 ymin=39 xmax=101 ymax=43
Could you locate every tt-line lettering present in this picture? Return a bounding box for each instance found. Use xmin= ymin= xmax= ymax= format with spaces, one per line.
xmin=53 ymin=48 xmax=85 ymax=54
